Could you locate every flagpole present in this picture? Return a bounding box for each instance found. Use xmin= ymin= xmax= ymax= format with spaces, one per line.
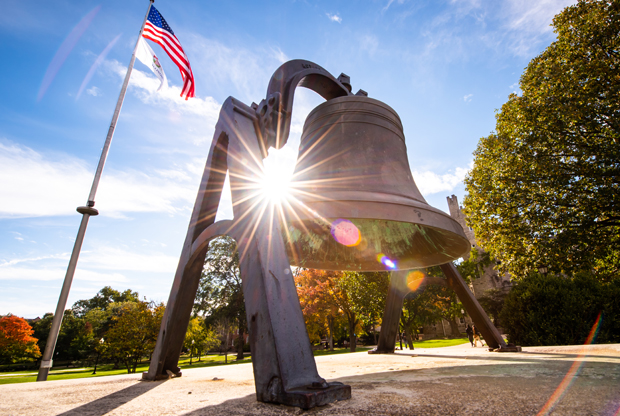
xmin=37 ymin=0 xmax=155 ymax=382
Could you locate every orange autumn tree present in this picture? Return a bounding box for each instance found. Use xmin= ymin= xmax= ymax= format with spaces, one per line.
xmin=295 ymin=269 xmax=359 ymax=352
xmin=0 ymin=315 xmax=41 ymax=364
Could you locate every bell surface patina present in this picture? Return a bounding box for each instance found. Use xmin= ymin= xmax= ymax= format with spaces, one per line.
xmin=284 ymin=95 xmax=470 ymax=271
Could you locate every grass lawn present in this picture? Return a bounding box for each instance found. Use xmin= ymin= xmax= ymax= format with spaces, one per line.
xmin=313 ymin=347 xmax=371 ymax=356
xmin=0 ymin=341 xmax=469 ymax=385
xmin=0 ymin=347 xmax=371 ymax=385
xmin=0 ymin=353 xmax=250 ymax=385
xmin=407 ymin=337 xmax=470 ymax=349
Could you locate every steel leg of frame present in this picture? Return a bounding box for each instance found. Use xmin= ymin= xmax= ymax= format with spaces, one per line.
xmin=373 ymin=264 xmax=507 ymax=354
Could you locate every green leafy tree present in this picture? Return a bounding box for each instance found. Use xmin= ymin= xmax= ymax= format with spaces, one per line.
xmin=435 ymin=287 xmax=465 ymax=338
xmin=338 ymin=272 xmax=390 ymax=345
xmin=32 ymin=311 xmax=93 ymax=363
xmin=500 ymin=272 xmax=620 ymax=346
xmin=194 ymin=237 xmax=246 ymax=360
xmin=184 ymin=317 xmax=220 ymax=363
xmin=213 ymin=317 xmax=234 ymax=363
xmin=72 ymin=286 xmax=139 ymax=317
xmin=105 ymin=301 xmax=164 ymax=373
xmin=464 ymin=0 xmax=620 ymax=281
xmin=455 ymin=248 xmax=492 ymax=283
xmin=400 ymin=285 xmax=444 ymax=349
xmin=478 ymin=289 xmax=508 ymax=328
xmin=0 ymin=316 xmax=41 ymax=364
xmin=424 ymin=266 xmax=465 ymax=338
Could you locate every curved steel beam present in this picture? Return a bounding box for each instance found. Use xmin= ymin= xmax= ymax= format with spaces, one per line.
xmin=188 ymin=219 xmax=237 ymax=267
xmin=254 ymin=59 xmax=352 ymax=155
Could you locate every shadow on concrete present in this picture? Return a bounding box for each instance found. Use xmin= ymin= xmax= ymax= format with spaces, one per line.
xmin=393 ymin=351 xmax=550 ymax=364
xmin=520 ymin=350 xmax=620 ymax=360
xmin=57 ymin=380 xmax=164 ymax=416
xmin=393 ymin=351 xmax=620 ymax=363
xmin=175 ymin=360 xmax=620 ymax=416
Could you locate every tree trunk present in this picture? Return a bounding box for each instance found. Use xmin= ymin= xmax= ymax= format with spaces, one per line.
xmin=224 ymin=330 xmax=230 ymax=364
xmin=327 ymin=316 xmax=334 ymax=351
xmin=348 ymin=315 xmax=358 ymax=352
xmin=404 ymin=325 xmax=414 ymax=350
xmin=236 ymin=303 xmax=245 ymax=360
xmin=448 ymin=318 xmax=461 ymax=338
xmin=236 ymin=329 xmax=244 ymax=360
xmin=92 ymin=353 xmax=100 ymax=375
xmin=372 ymin=322 xmax=378 ymax=345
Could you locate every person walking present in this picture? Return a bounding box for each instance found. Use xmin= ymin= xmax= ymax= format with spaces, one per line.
xmin=465 ymin=324 xmax=474 ymax=347
xmin=472 ymin=324 xmax=485 ymax=347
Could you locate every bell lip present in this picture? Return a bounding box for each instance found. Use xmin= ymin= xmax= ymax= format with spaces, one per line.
xmin=284 ymin=217 xmax=471 ymax=251
xmin=304 ymin=95 xmax=404 ymax=131
xmin=284 ymin=217 xmax=471 ymax=272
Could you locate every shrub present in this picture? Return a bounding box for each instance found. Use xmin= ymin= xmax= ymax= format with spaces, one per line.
xmin=500 ymin=272 xmax=620 ymax=346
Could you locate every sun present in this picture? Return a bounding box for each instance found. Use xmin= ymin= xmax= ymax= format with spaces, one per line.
xmin=259 ymin=163 xmax=291 ymax=204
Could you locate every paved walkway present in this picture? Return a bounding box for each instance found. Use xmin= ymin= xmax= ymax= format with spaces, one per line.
xmin=2 ymin=344 xmax=619 ymax=415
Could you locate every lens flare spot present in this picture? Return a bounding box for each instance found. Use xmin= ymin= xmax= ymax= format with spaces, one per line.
xmin=331 ymin=219 xmax=361 ymax=247
xmin=537 ymin=312 xmax=603 ymax=416
xmin=376 ymin=253 xmax=397 ymax=269
xmin=406 ymin=270 xmax=425 ymax=291
xmin=38 ymin=6 xmax=101 ymax=101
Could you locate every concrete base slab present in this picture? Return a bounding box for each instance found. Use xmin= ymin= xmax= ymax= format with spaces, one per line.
xmin=2 ymin=343 xmax=620 ymax=415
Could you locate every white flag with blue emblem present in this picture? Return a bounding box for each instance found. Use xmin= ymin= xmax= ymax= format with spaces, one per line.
xmin=136 ymin=37 xmax=167 ymax=91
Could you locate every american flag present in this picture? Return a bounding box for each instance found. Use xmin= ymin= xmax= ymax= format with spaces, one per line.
xmin=142 ymin=6 xmax=194 ymax=99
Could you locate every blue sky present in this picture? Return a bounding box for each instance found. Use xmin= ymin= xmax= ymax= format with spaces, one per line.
xmin=0 ymin=0 xmax=575 ymax=318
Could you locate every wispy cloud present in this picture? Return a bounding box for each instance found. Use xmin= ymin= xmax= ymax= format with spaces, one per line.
xmin=464 ymin=93 xmax=473 ymax=102
xmin=0 ymin=141 xmax=198 ymax=219
xmin=106 ymin=59 xmax=221 ymax=120
xmin=86 ymin=85 xmax=100 ymax=96
xmin=0 ymin=246 xmax=176 ymax=284
xmin=413 ymin=166 xmax=470 ymax=196
xmin=183 ymin=35 xmax=290 ymax=103
xmin=509 ymin=82 xmax=522 ymax=95
xmin=502 ymin=0 xmax=577 ymax=56
xmin=0 ymin=253 xmax=69 ymax=267
xmin=326 ymin=13 xmax=342 ymax=23
xmin=78 ymin=246 xmax=178 ymax=273
xmin=407 ymin=0 xmax=577 ymax=74
xmin=0 ymin=266 xmax=127 ymax=283
xmin=382 ymin=0 xmax=407 ymax=13
xmin=360 ymin=35 xmax=379 ymax=56
xmin=10 ymin=231 xmax=24 ymax=242
xmin=77 ymin=33 xmax=121 ymax=100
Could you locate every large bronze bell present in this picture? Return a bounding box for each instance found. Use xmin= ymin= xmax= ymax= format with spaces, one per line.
xmin=284 ymin=95 xmax=470 ymax=271
xmin=147 ymin=61 xmax=508 ymax=409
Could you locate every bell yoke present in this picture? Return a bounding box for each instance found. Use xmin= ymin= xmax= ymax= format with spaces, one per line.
xmin=143 ymin=59 xmax=508 ymax=409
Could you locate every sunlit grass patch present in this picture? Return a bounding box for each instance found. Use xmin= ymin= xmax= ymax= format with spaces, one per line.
xmin=408 ymin=338 xmax=470 ymax=349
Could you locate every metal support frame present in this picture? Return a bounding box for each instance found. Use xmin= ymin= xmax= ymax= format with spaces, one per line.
xmin=143 ymin=58 xmax=514 ymax=409
xmin=144 ymin=61 xmax=353 ymax=408
xmin=373 ymin=263 xmax=509 ymax=353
